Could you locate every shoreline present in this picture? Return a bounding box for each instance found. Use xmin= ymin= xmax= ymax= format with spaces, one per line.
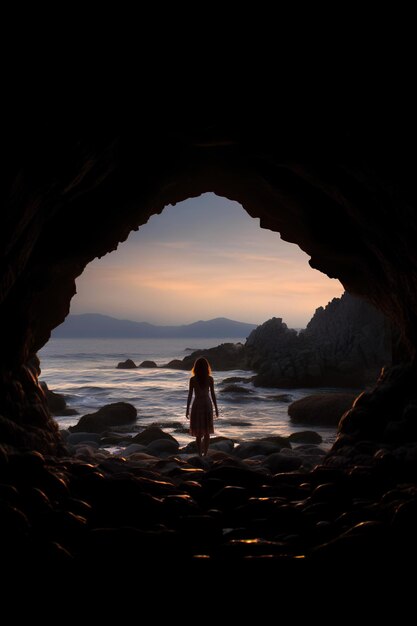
xmin=61 ymin=425 xmax=333 ymax=472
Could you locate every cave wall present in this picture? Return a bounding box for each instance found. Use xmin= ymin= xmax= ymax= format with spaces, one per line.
xmin=2 ymin=119 xmax=417 ymax=451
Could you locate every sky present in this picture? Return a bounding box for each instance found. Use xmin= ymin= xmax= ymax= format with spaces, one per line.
xmin=70 ymin=193 xmax=344 ymax=328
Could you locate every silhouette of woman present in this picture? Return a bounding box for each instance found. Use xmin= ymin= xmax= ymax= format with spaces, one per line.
xmin=186 ymin=357 xmax=219 ymax=456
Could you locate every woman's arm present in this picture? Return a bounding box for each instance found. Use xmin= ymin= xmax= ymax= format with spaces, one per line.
xmin=209 ymin=377 xmax=219 ymax=417
xmin=186 ymin=378 xmax=193 ymax=418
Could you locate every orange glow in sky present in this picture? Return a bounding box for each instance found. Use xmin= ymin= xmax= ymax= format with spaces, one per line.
xmin=71 ymin=194 xmax=344 ymax=328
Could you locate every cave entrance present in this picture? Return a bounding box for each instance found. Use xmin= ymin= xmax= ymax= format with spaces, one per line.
xmin=38 ymin=192 xmax=347 ymax=453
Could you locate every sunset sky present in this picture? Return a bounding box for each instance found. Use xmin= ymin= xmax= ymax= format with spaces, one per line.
xmin=71 ymin=194 xmax=344 ymax=328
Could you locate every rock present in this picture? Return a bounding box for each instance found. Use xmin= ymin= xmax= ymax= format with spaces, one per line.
xmin=181 ymin=436 xmax=233 ymax=455
xmin=271 ymin=394 xmax=293 ymax=402
xmin=40 ymin=381 xmax=68 ymax=414
xmin=234 ymin=441 xmax=284 ymax=459
xmin=211 ymin=485 xmax=248 ymax=510
xmin=164 ymin=359 xmax=185 ymax=369
xmin=139 ymin=360 xmax=157 ymax=368
xmin=220 ymin=376 xmax=254 ymax=385
xmin=146 ymin=439 xmax=180 ymax=455
xmin=247 ymin=294 xmax=391 ymax=388
xmin=68 ymin=402 xmax=137 ymax=433
xmin=67 ymin=432 xmax=102 ymax=445
xmin=99 ymin=433 xmax=132 ymax=445
xmin=220 ymin=384 xmax=253 ymax=394
xmin=163 ymin=342 xmax=246 ymax=371
xmin=210 ymin=439 xmax=234 ymax=453
xmin=288 ymin=393 xmax=357 ymax=427
xmin=289 ymin=431 xmax=323 ymax=444
xmin=122 ymin=443 xmax=148 ymax=456
xmin=264 ymin=453 xmax=302 ymax=473
xmin=258 ymin=435 xmax=292 ymax=448
xmin=335 ymin=364 xmax=417 ymax=446
xmin=132 ymin=426 xmax=177 ymax=445
xmin=117 ymin=359 xmax=137 ymax=369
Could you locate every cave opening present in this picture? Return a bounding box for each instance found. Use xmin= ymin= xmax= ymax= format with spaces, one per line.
xmin=38 ymin=192 xmax=349 ymax=453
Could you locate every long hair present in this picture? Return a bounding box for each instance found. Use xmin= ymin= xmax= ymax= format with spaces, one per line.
xmin=192 ymin=357 xmax=211 ymax=385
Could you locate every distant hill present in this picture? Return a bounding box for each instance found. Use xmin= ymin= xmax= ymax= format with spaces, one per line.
xmin=51 ymin=314 xmax=258 ymax=339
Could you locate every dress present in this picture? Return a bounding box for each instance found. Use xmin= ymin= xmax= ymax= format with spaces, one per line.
xmin=190 ymin=377 xmax=214 ymax=437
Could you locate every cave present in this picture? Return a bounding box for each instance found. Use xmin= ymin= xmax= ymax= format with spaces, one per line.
xmin=2 ymin=117 xmax=417 ymax=562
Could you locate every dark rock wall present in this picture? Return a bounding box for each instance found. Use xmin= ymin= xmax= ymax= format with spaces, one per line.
xmin=246 ymin=294 xmax=391 ymax=387
xmin=2 ymin=119 xmax=417 ymax=450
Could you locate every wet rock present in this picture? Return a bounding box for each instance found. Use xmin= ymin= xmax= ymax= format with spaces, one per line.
xmin=67 ymin=432 xmax=102 ymax=445
xmin=139 ymin=360 xmax=157 ymax=368
xmin=289 ymin=393 xmax=357 ymax=427
xmin=40 ymin=381 xmax=77 ymax=415
xmin=132 ymin=426 xmax=178 ymax=446
xmin=271 ymin=394 xmax=293 ymax=402
xmin=234 ymin=441 xmax=283 ymax=459
xmin=163 ymin=343 xmax=246 ymax=371
xmin=220 ymin=384 xmax=253 ymax=394
xmin=211 ymin=486 xmax=249 ymax=510
xmin=264 ymin=453 xmax=302 ymax=473
xmin=122 ymin=443 xmax=148 ymax=456
xmin=210 ymin=439 xmax=234 ymax=453
xmin=99 ymin=433 xmax=132 ymax=445
xmin=221 ymin=376 xmax=254 ymax=385
xmin=289 ymin=431 xmax=323 ymax=444
xmin=258 ymin=435 xmax=291 ymax=448
xmin=117 ymin=359 xmax=137 ymax=369
xmin=205 ymin=465 xmax=269 ymax=488
xmin=146 ymin=438 xmax=180 ymax=456
xmin=69 ymin=402 xmax=137 ymax=433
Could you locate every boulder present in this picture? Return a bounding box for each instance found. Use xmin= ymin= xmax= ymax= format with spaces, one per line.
xmin=258 ymin=435 xmax=292 ymax=448
xmin=122 ymin=443 xmax=148 ymax=456
xmin=163 ymin=342 xmax=246 ymax=371
xmin=69 ymin=402 xmax=137 ymax=433
xmin=288 ymin=393 xmax=357 ymax=427
xmin=234 ymin=441 xmax=284 ymax=459
xmin=139 ymin=360 xmax=157 ymax=368
xmin=132 ymin=426 xmax=177 ymax=445
xmin=40 ymin=381 xmax=75 ymax=415
xmin=289 ymin=430 xmax=323 ymax=444
xmin=117 ymin=359 xmax=137 ymax=369
xmin=264 ymin=452 xmax=303 ymax=472
xmin=146 ymin=439 xmax=180 ymax=455
xmin=67 ymin=432 xmax=102 ymax=445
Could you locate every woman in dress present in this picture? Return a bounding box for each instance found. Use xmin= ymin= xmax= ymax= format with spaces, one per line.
xmin=186 ymin=357 xmax=219 ymax=456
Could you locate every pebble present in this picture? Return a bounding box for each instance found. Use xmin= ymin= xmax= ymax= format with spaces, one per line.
xmin=2 ymin=426 xmax=417 ymax=564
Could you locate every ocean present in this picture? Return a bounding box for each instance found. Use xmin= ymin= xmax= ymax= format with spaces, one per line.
xmin=38 ymin=337 xmax=339 ymax=449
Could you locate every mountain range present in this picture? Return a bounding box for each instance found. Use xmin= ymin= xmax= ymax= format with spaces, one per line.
xmin=52 ymin=314 xmax=258 ymax=339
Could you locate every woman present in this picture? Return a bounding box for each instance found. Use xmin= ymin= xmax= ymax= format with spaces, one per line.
xmin=186 ymin=357 xmax=219 ymax=456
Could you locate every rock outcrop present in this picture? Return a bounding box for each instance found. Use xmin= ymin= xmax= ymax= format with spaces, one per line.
xmin=69 ymin=402 xmax=137 ymax=433
xmin=163 ymin=343 xmax=246 ymax=371
xmin=248 ymin=293 xmax=392 ymax=388
xmin=288 ymin=393 xmax=359 ymax=427
xmin=117 ymin=359 xmax=137 ymax=369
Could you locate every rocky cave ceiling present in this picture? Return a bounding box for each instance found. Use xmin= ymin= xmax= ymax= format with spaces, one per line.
xmin=2 ymin=118 xmax=417 ymax=371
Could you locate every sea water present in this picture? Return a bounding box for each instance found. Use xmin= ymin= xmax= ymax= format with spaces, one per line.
xmin=39 ymin=337 xmax=339 ymax=448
